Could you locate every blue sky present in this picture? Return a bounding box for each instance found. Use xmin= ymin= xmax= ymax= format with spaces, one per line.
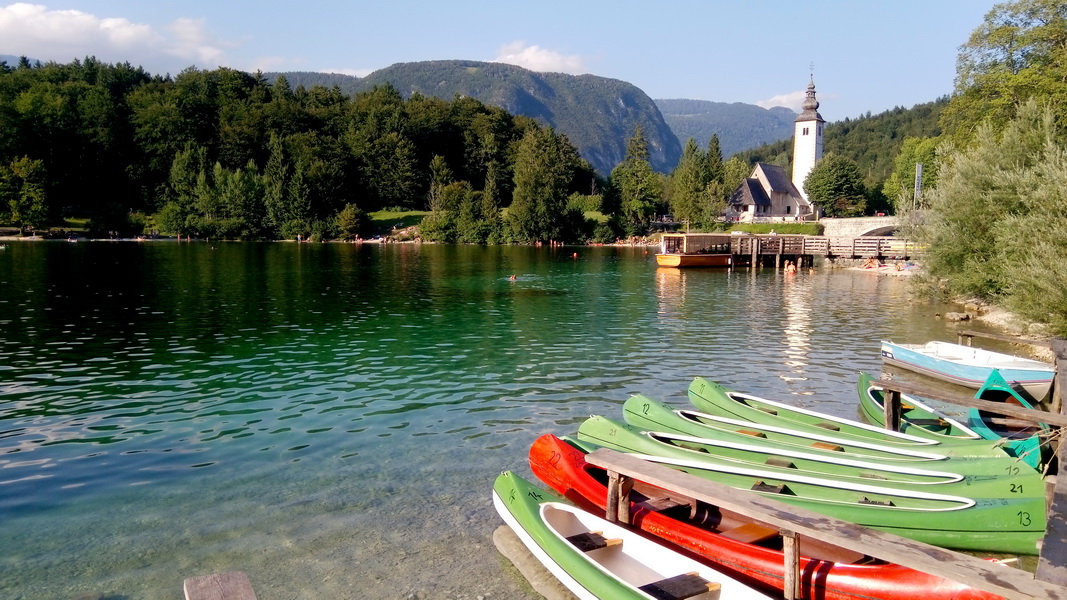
xmin=0 ymin=1 xmax=994 ymax=122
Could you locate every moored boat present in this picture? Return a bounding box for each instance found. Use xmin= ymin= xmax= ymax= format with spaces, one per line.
xmin=529 ymin=433 xmax=1006 ymax=600
xmin=970 ymin=369 xmax=1049 ymax=467
xmin=574 ymin=417 xmax=1045 ymax=554
xmin=687 ymin=377 xmax=1011 ymax=456
xmin=656 ymin=233 xmax=735 ymax=268
xmin=858 ymin=371 xmax=1047 ymax=470
xmin=492 ymin=469 xmax=772 ymax=600
xmin=880 ymin=340 xmax=1054 ymax=401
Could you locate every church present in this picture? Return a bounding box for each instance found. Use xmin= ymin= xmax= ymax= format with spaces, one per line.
xmin=725 ymin=78 xmax=824 ymax=222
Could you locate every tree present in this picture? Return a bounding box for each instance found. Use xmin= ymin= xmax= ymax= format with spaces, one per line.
xmin=803 ymin=154 xmax=867 ymax=217
xmin=508 ymin=127 xmax=576 ymax=242
xmin=916 ymin=99 xmax=1055 ymax=301
xmin=1 ymin=156 xmax=48 ymax=231
xmin=941 ymin=0 xmax=1067 ymax=145
xmin=611 ymin=125 xmax=661 ymax=233
xmin=335 ymin=203 xmax=369 ymax=241
xmin=667 ymin=138 xmax=710 ymax=225
xmin=882 ymin=136 xmax=942 ymax=213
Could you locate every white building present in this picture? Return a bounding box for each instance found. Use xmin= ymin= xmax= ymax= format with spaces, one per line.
xmin=792 ymin=78 xmax=824 ymax=201
xmin=725 ymin=78 xmax=823 ymax=222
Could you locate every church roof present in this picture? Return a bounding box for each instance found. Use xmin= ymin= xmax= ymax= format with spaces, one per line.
xmin=795 ymin=78 xmax=824 ymax=123
xmin=729 ymin=178 xmax=771 ymax=207
xmin=754 ymin=163 xmax=799 ymax=195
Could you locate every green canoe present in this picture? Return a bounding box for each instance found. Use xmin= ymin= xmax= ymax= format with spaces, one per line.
xmin=585 ymin=412 xmax=1043 ymax=498
xmin=574 ymin=418 xmax=1044 ymax=555
xmin=687 ymin=377 xmax=1012 ymax=457
xmin=622 ymin=394 xmax=1044 ymax=495
xmin=492 ymin=470 xmax=772 ymax=600
xmin=858 ymin=371 xmax=1047 ymax=469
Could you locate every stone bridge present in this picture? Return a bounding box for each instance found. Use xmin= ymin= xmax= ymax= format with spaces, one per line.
xmin=819 ymin=216 xmax=900 ymax=237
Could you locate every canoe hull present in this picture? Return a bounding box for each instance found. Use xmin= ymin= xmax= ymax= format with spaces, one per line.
xmin=656 ymin=253 xmax=733 ymax=268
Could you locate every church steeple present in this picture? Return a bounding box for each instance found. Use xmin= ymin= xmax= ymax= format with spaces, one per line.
xmin=792 ymin=76 xmax=824 ymax=202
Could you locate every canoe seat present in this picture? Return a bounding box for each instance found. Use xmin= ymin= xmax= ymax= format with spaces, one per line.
xmin=813 ymin=422 xmax=841 ymax=431
xmin=764 ymin=456 xmax=796 ymax=469
xmin=638 ymin=572 xmax=721 ymax=600
xmin=737 ymin=429 xmax=767 ymax=438
xmin=751 ymin=480 xmax=790 ymax=494
xmin=906 ymin=418 xmax=948 ymax=427
xmin=757 ymin=406 xmax=779 ymax=416
xmin=639 ymin=495 xmax=694 ymax=514
xmin=811 ymin=441 xmax=844 ymax=452
xmin=720 ymin=522 xmax=779 ymax=544
xmin=566 ymin=531 xmax=622 ymax=552
xmin=858 ymin=496 xmax=895 ymax=506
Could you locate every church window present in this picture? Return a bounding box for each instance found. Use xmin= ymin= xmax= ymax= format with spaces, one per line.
xmin=803 ymin=127 xmax=809 ymax=135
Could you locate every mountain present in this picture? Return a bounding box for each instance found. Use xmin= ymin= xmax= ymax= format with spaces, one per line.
xmin=654 ymin=99 xmax=798 ymax=157
xmin=286 ymin=60 xmax=682 ymax=176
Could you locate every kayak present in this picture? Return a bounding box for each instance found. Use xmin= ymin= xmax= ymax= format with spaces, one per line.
xmin=622 ymin=393 xmax=1044 ymax=496
xmin=575 ymin=417 xmax=1045 ymax=554
xmin=687 ymin=377 xmax=1011 ymax=456
xmin=529 ymin=433 xmax=1006 ymax=600
xmin=492 ymin=469 xmax=773 ymax=600
xmin=858 ymin=371 xmax=1047 ymax=470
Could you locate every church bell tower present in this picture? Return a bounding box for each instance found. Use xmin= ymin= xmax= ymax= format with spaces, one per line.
xmin=792 ymin=77 xmax=824 ymax=201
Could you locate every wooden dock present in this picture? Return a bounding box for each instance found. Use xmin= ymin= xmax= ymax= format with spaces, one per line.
xmin=658 ymin=233 xmax=918 ymax=269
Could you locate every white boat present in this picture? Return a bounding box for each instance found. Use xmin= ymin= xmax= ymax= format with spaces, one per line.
xmin=880 ymin=340 xmax=1054 ymax=401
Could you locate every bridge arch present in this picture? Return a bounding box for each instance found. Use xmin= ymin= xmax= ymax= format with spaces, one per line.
xmin=820 ymin=216 xmax=900 ymax=238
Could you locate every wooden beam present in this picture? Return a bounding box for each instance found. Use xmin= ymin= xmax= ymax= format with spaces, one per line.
xmin=586 ymin=448 xmax=1067 ymax=600
xmin=882 ymin=389 xmax=902 ymax=432
xmin=183 ymin=572 xmax=257 ymax=600
xmin=873 ymin=379 xmax=1067 ymax=428
xmin=1038 ymin=440 xmax=1067 ymax=585
xmin=956 ymin=329 xmax=1053 ymax=349
xmin=1052 ymin=339 xmax=1067 ymax=415
xmin=781 ymin=530 xmax=800 ymax=600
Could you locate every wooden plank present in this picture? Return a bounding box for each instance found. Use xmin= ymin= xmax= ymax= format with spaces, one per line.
xmin=587 ymin=448 xmax=1067 ymax=600
xmin=1053 ymin=339 xmax=1067 ymax=415
xmin=956 ymin=329 xmax=1053 ymax=349
xmin=882 ymin=389 xmax=902 ymax=432
xmin=183 ymin=572 xmax=257 ymax=600
xmin=782 ymin=530 xmax=800 ymax=600
xmin=1038 ymin=440 xmax=1067 ymax=585
xmin=874 ymin=379 xmax=1067 ymax=428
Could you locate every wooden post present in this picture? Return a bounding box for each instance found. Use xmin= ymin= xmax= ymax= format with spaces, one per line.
xmin=883 ymin=389 xmax=902 ymax=432
xmin=606 ymin=471 xmax=633 ymax=523
xmin=1052 ymin=338 xmax=1067 ymax=416
xmin=781 ymin=530 xmax=800 ymax=600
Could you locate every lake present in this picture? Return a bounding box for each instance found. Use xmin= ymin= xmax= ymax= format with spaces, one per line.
xmin=0 ymin=241 xmax=972 ymax=599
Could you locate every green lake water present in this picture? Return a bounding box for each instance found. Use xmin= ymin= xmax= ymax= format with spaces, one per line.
xmin=0 ymin=241 xmax=971 ymax=599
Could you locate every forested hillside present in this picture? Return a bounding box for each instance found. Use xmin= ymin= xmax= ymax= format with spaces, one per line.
xmin=0 ymin=58 xmax=603 ymax=242
xmin=734 ymin=97 xmax=948 ymax=188
xmin=344 ymin=60 xmax=681 ymax=175
xmin=655 ymin=99 xmax=797 ymax=157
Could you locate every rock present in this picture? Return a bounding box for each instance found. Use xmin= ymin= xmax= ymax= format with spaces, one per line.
xmin=944 ymin=312 xmax=970 ymax=322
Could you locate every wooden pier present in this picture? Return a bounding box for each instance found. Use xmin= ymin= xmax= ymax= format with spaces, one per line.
xmin=658 ymin=233 xmax=918 ymax=269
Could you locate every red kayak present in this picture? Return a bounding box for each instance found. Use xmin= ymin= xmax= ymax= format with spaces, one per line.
xmin=529 ymin=433 xmax=1003 ymax=600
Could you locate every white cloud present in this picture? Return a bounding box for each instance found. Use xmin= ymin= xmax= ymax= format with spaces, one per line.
xmin=756 ymin=90 xmax=806 ymax=112
xmin=0 ymin=3 xmax=239 ymax=73
xmin=492 ymin=41 xmax=586 ymax=75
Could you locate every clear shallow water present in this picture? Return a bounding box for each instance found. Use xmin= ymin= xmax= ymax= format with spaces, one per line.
xmin=0 ymin=242 xmax=966 ymax=599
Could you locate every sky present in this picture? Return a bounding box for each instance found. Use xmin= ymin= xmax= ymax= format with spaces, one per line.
xmin=0 ymin=1 xmax=996 ymax=122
